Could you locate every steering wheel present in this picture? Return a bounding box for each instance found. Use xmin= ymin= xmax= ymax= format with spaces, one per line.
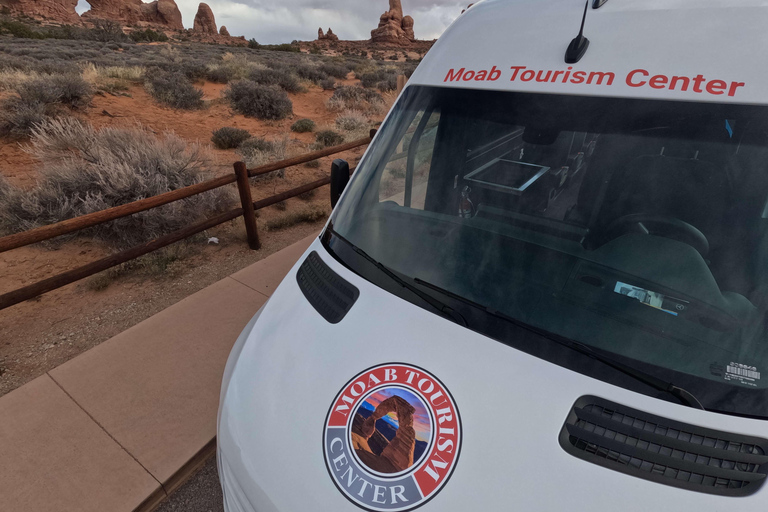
xmin=601 ymin=213 xmax=710 ymax=258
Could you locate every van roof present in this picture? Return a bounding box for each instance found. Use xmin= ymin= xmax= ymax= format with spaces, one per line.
xmin=410 ymin=0 xmax=768 ymax=104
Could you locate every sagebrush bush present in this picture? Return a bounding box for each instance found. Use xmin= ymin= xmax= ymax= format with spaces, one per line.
xmin=145 ymin=70 xmax=203 ymax=109
xmin=224 ymin=80 xmax=292 ymax=120
xmin=315 ymin=130 xmax=344 ymax=148
xmin=295 ymin=63 xmax=329 ymax=84
xmin=249 ymin=68 xmax=302 ymax=93
xmin=327 ymin=86 xmax=385 ymax=113
xmin=319 ymin=77 xmax=336 ymax=90
xmin=237 ymin=136 xmax=287 ymax=180
xmin=130 ymin=29 xmax=168 ymax=43
xmin=377 ymin=75 xmax=398 ymax=92
xmin=291 ymin=118 xmax=315 ymax=133
xmin=0 ymin=118 xmax=233 ymax=246
xmin=0 ymin=72 xmax=93 ymax=137
xmin=335 ymin=110 xmax=368 ymax=132
xmin=0 ymin=98 xmax=43 ymax=137
xmin=320 ymin=63 xmax=349 ymax=79
xmin=237 ymin=136 xmax=273 ymax=154
xmin=16 ymin=73 xmax=93 ymax=109
xmin=205 ymin=53 xmax=254 ymax=83
xmin=360 ymin=71 xmax=390 ymax=88
xmin=211 ymin=127 xmax=251 ymax=149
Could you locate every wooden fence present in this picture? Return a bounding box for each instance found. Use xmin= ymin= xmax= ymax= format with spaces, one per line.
xmin=0 ymin=131 xmax=375 ymax=311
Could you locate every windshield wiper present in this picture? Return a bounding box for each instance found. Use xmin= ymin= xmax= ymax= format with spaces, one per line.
xmin=328 ymin=230 xmax=467 ymax=327
xmin=412 ymin=277 xmax=705 ymax=410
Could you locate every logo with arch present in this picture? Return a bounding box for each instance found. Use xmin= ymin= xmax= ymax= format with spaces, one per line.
xmin=323 ymin=363 xmax=461 ymax=511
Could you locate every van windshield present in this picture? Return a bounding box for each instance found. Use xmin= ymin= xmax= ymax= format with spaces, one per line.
xmin=328 ymin=85 xmax=768 ymax=416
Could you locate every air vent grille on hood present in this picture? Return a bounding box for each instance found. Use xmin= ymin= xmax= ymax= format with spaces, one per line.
xmin=560 ymin=396 xmax=768 ymax=496
xmin=297 ymin=251 xmax=359 ymax=324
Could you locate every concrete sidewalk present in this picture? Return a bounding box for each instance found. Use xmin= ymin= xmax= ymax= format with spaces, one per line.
xmin=0 ymin=233 xmax=316 ymax=512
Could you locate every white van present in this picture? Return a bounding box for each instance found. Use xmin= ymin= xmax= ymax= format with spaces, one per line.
xmin=217 ymin=1 xmax=768 ymax=510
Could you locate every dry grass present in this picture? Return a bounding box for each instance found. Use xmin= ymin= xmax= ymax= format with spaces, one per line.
xmin=265 ymin=204 xmax=327 ymax=231
xmin=335 ymin=109 xmax=369 ymax=132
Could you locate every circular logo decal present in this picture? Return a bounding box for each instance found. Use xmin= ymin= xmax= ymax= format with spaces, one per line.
xmin=323 ymin=363 xmax=461 ymax=511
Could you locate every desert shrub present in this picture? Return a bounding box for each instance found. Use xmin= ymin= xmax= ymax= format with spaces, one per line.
xmin=335 ymin=110 xmax=368 ymax=132
xmin=295 ymin=63 xmax=329 ymax=84
xmin=237 ymin=136 xmax=287 ymax=181
xmin=360 ymin=68 xmax=397 ymax=89
xmin=248 ymin=39 xmax=260 ymax=49
xmin=319 ymin=77 xmax=336 ymax=90
xmin=16 ymin=73 xmax=93 ymax=109
xmin=0 ymin=97 xmax=48 ymax=138
xmin=304 ymin=159 xmax=320 ymax=168
xmin=174 ymin=61 xmax=208 ymax=81
xmin=83 ymin=20 xmax=131 ymax=43
xmin=260 ymin=43 xmax=300 ymax=53
xmin=359 ymin=72 xmax=383 ymax=88
xmin=0 ymin=19 xmax=42 ymax=39
xmin=403 ymin=63 xmax=418 ymax=78
xmin=377 ymin=74 xmax=398 ymax=92
xmin=130 ymin=29 xmax=168 ymax=43
xmin=315 ymin=130 xmax=344 ymax=148
xmin=320 ymin=63 xmax=349 ymax=79
xmin=249 ymin=68 xmax=302 ymax=93
xmin=0 ymin=118 xmax=234 ymax=247
xmin=327 ymin=86 xmax=385 ymax=113
xmin=211 ymin=127 xmax=251 ymax=149
xmin=224 ymin=80 xmax=292 ymax=120
xmin=205 ymin=54 xmax=254 ymax=83
xmin=291 ymin=118 xmax=315 ymax=133
xmin=145 ymin=70 xmax=203 ymax=109
xmin=205 ymin=66 xmax=231 ymax=84
xmin=273 ymin=200 xmax=287 ymax=211
xmin=265 ymin=205 xmax=327 ymax=231
xmin=238 ymin=136 xmax=274 ymax=154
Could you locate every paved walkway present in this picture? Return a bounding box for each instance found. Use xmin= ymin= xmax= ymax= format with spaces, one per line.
xmin=0 ymin=233 xmax=317 ymax=512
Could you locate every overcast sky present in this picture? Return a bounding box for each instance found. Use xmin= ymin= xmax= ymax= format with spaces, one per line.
xmin=75 ymin=0 xmax=466 ymax=43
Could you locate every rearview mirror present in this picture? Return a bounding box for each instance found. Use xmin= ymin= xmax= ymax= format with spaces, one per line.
xmin=330 ymin=159 xmax=350 ymax=208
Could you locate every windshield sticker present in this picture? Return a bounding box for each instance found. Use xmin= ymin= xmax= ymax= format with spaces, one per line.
xmin=614 ymin=281 xmax=689 ymax=316
xmin=443 ymin=66 xmax=747 ymax=98
xmin=323 ymin=363 xmax=461 ymax=512
xmin=725 ymin=362 xmax=761 ymax=387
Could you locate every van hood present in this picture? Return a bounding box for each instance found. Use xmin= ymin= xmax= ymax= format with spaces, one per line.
xmin=218 ymin=238 xmax=768 ymax=511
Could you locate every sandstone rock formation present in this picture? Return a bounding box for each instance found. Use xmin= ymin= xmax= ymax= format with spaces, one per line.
xmin=0 ymin=0 xmax=80 ymax=24
xmin=358 ymin=396 xmax=416 ymax=472
xmin=193 ymin=2 xmax=216 ymax=35
xmin=219 ymin=25 xmax=229 ymax=36
xmin=317 ymin=27 xmax=338 ymax=41
xmin=371 ymin=0 xmax=415 ymax=45
xmin=401 ymin=15 xmax=414 ymax=40
xmin=81 ymin=0 xmax=183 ymax=30
xmin=461 ymin=3 xmax=474 ymax=14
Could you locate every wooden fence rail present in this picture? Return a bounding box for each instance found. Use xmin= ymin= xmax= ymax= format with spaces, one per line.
xmin=0 ymin=132 xmax=373 ymax=311
xmin=0 ymin=134 xmax=373 ymax=255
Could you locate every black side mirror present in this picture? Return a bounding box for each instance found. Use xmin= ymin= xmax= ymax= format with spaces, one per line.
xmin=330 ymin=159 xmax=350 ymax=208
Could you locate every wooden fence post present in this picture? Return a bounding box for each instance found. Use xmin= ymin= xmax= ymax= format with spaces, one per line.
xmin=234 ymin=161 xmax=260 ymax=250
xmin=397 ymin=74 xmax=407 ymax=94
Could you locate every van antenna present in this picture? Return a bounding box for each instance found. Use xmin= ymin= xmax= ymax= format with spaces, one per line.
xmin=564 ymin=0 xmax=590 ymax=64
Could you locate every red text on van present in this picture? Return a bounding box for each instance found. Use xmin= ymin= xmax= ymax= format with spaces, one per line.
xmin=444 ymin=66 xmax=502 ymax=82
xmin=626 ymin=69 xmax=745 ymax=97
